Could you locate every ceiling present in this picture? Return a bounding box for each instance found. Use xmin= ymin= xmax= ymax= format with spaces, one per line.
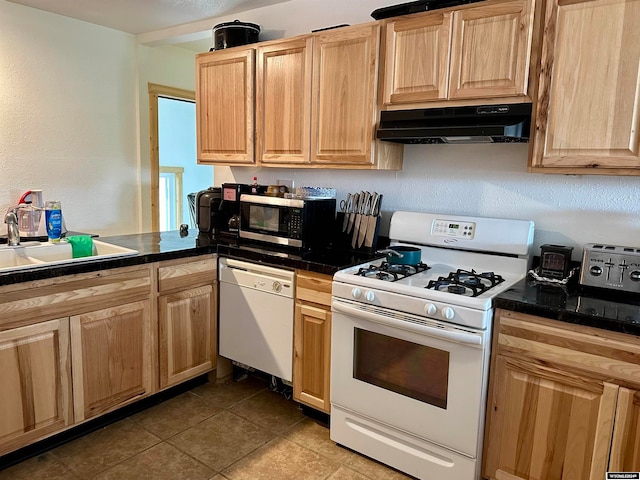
xmin=7 ymin=0 xmax=288 ymax=35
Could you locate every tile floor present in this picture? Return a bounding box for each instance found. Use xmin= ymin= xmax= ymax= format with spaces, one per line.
xmin=0 ymin=375 xmax=414 ymax=480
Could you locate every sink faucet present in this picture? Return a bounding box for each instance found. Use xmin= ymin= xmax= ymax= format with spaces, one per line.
xmin=4 ymin=209 xmax=20 ymax=246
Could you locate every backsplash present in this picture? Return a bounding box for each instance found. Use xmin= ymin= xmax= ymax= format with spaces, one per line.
xmin=216 ymin=143 xmax=640 ymax=260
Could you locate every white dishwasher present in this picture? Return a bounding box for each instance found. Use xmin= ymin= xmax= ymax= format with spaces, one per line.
xmin=218 ymin=257 xmax=295 ymax=382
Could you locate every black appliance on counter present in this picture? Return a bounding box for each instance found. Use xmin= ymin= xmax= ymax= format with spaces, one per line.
xmin=218 ymin=183 xmax=267 ymax=241
xmin=239 ymin=194 xmax=336 ymax=250
xmin=196 ymin=187 xmax=225 ymax=236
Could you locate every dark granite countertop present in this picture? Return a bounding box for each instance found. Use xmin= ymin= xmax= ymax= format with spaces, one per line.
xmin=495 ymin=275 xmax=640 ymax=336
xmin=0 ymin=230 xmax=381 ymax=286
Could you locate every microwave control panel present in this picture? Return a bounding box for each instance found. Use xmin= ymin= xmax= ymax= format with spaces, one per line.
xmin=432 ymin=219 xmax=476 ymax=239
xmin=580 ymin=243 xmax=640 ymax=293
xmin=287 ymin=209 xmax=302 ymax=239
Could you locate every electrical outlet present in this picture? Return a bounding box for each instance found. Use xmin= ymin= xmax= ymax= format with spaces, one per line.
xmin=277 ymin=179 xmax=293 ymax=188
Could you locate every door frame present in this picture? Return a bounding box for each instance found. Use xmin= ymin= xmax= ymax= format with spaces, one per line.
xmin=148 ymin=83 xmax=195 ymax=232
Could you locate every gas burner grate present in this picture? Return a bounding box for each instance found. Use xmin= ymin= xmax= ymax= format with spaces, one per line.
xmin=426 ymin=269 xmax=504 ymax=297
xmin=355 ymin=261 xmax=430 ymax=282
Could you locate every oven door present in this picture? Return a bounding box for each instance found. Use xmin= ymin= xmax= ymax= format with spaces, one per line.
xmin=331 ymin=297 xmax=489 ymax=457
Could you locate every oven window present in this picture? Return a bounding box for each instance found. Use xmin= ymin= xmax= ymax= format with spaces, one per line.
xmin=249 ymin=205 xmax=279 ymax=232
xmin=353 ymin=328 xmax=449 ymax=409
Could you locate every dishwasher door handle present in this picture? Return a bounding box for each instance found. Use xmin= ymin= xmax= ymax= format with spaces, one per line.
xmin=220 ymin=257 xmax=295 ymax=281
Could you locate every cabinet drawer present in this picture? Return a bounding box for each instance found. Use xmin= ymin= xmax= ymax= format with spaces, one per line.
xmin=0 ymin=266 xmax=152 ymax=331
xmin=158 ymin=256 xmax=217 ymax=293
xmin=295 ymin=270 xmax=332 ymax=307
xmin=496 ymin=309 xmax=640 ymax=388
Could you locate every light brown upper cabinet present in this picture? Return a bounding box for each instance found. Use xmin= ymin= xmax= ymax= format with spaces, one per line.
xmin=256 ymin=37 xmax=313 ymax=165
xmin=529 ymin=0 xmax=640 ymax=174
xmin=199 ymin=25 xmax=402 ymax=169
xmin=311 ymin=23 xmax=402 ymax=168
xmin=382 ymin=12 xmax=453 ymax=104
xmin=382 ymin=0 xmax=536 ymax=107
xmin=196 ymin=47 xmax=256 ymax=165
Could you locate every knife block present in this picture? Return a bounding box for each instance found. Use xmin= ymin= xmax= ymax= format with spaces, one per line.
xmin=334 ymin=212 xmax=380 ymax=254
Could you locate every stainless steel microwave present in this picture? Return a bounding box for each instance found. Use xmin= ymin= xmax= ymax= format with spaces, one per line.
xmin=239 ymin=194 xmax=336 ymax=249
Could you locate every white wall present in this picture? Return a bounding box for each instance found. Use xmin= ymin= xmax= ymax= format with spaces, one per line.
xmin=0 ymin=0 xmax=139 ymax=236
xmin=216 ymin=145 xmax=640 ymax=259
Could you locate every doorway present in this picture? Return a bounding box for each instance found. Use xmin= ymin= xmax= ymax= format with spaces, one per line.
xmin=148 ymin=83 xmax=213 ymax=231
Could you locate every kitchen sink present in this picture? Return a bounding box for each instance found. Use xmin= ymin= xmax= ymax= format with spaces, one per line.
xmin=0 ymin=240 xmax=139 ymax=273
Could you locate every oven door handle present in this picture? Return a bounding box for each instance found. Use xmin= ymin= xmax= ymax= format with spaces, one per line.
xmin=332 ymin=300 xmax=484 ymax=347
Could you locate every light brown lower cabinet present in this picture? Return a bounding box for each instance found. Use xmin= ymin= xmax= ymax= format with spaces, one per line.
xmin=293 ymin=270 xmax=332 ymax=413
xmin=159 ymin=285 xmax=216 ymax=388
xmin=157 ymin=256 xmax=217 ymax=390
xmin=483 ymin=309 xmax=640 ymax=480
xmin=0 ymin=255 xmax=218 ymax=457
xmin=70 ymin=300 xmax=153 ymax=422
xmin=0 ymin=318 xmax=72 ymax=456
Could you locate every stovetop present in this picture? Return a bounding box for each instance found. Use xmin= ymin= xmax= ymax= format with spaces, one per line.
xmin=332 ymin=245 xmax=530 ymax=330
xmin=331 ymin=212 xmax=534 ymax=330
xmin=354 ymin=261 xmax=505 ymax=298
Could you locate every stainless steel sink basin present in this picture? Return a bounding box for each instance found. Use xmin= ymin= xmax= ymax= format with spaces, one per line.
xmin=0 ymin=240 xmax=139 ymax=273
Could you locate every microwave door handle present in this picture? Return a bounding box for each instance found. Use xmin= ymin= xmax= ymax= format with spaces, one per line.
xmin=331 ymin=299 xmax=484 ymax=348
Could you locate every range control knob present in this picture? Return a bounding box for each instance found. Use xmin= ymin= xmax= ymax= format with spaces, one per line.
xmin=631 ymin=271 xmax=640 ymax=282
xmin=351 ymin=288 xmax=362 ymax=299
xmin=590 ymin=265 xmax=603 ymax=276
xmin=424 ymin=303 xmax=437 ymax=316
xmin=442 ymin=306 xmax=455 ymax=320
xmin=365 ymin=290 xmax=376 ymax=302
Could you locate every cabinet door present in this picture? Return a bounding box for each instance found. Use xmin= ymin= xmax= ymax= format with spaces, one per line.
xmin=530 ymin=0 xmax=640 ymax=172
xmin=293 ymin=303 xmax=332 ymax=413
xmin=70 ymin=301 xmax=153 ymax=422
xmin=311 ymin=24 xmax=380 ymax=166
xmin=610 ymin=387 xmax=640 ymax=472
xmin=196 ymin=48 xmax=255 ymax=164
xmin=256 ymin=36 xmax=313 ymax=165
xmin=382 ymin=12 xmax=452 ymax=104
xmin=483 ymin=356 xmax=617 ymax=480
xmin=159 ymin=284 xmax=216 ymax=389
xmin=0 ymin=319 xmax=72 ymax=456
xmin=449 ymin=0 xmax=534 ymax=99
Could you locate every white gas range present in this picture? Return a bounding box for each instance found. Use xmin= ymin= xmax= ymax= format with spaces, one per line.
xmin=330 ymin=211 xmax=534 ymax=480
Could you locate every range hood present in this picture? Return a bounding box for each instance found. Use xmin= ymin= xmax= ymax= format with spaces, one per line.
xmin=376 ymin=103 xmax=533 ymax=144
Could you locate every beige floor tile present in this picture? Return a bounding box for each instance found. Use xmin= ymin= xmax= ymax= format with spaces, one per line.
xmin=282 ymin=418 xmax=355 ymax=464
xmin=327 ymin=466 xmax=370 ymax=480
xmin=50 ymin=418 xmax=161 ymax=478
xmin=130 ymin=392 xmax=222 ymax=439
xmin=168 ymin=410 xmax=275 ymax=472
xmin=230 ymin=389 xmax=304 ymax=434
xmin=283 ymin=419 xmax=413 ymax=479
xmin=344 ymin=452 xmax=414 ymax=480
xmin=191 ymin=376 xmax=267 ymax=409
xmin=221 ymin=437 xmax=339 ymax=480
xmin=94 ymin=442 xmax=214 ymax=480
xmin=0 ymin=452 xmax=81 ymax=480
